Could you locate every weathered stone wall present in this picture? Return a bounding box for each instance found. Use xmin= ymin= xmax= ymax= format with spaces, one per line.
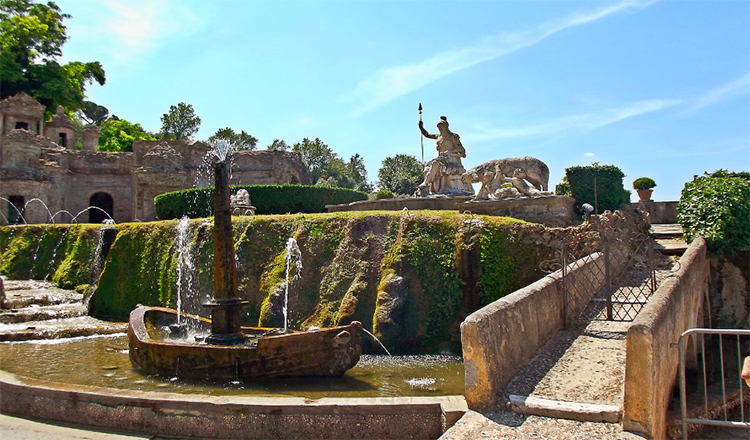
xmin=1 ymin=132 xmax=311 ymax=224
xmin=631 ymin=201 xmax=677 ymax=224
xmin=622 ymin=238 xmax=708 ymax=440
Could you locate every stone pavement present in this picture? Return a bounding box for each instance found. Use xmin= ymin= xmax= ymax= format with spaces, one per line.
xmin=0 ymin=413 xmax=156 ymax=440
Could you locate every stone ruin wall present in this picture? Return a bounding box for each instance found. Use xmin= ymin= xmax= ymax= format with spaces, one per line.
xmin=0 ymin=94 xmax=311 ymax=224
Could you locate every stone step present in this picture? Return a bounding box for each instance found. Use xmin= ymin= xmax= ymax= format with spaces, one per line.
xmin=649 ymin=223 xmax=684 ymax=239
xmin=1 ymin=279 xmax=83 ymax=309
xmin=0 ymin=303 xmax=87 ymax=324
xmin=507 ymin=394 xmax=621 ymax=423
xmin=0 ymin=316 xmax=127 ymax=342
xmin=655 ymin=239 xmax=689 ymax=256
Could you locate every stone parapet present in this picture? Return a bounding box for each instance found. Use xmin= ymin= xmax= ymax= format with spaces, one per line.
xmin=461 ymin=251 xmax=612 ymax=409
xmin=327 ymin=196 xmax=473 ymax=212
xmin=458 ymin=195 xmax=576 ymax=227
xmin=623 ymin=238 xmax=708 ymax=440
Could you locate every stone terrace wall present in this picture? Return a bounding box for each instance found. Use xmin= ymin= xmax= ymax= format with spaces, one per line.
xmin=623 ymin=238 xmax=708 ymax=440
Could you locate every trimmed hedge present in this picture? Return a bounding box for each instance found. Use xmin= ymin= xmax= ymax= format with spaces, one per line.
xmin=565 ymin=163 xmax=630 ymax=213
xmin=154 ymin=184 xmax=368 ymax=219
xmin=677 ymin=171 xmax=750 ymax=256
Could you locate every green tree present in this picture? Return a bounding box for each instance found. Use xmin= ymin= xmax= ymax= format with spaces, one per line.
xmin=267 ymin=139 xmax=289 ymax=151
xmin=159 ymin=102 xmax=201 ymax=140
xmin=291 ymin=137 xmax=371 ymax=189
xmin=98 ymin=118 xmax=156 ymax=152
xmin=0 ymin=0 xmax=105 ymax=115
xmin=377 ymin=154 xmax=423 ymax=196
xmin=347 ymin=154 xmax=373 ymax=192
xmin=79 ymin=100 xmax=108 ymax=125
xmin=292 ymin=137 xmax=337 ymax=184
xmin=207 ymin=127 xmax=257 ymax=150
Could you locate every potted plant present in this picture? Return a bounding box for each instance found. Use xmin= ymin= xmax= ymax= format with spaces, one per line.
xmin=633 ymin=177 xmax=656 ymax=202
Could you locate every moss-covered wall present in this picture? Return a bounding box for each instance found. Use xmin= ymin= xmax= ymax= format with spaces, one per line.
xmin=0 ymin=212 xmax=559 ymax=353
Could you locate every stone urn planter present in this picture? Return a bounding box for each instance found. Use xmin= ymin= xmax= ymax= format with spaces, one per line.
xmin=633 ymin=177 xmax=656 ymax=202
xmin=636 ymin=188 xmax=653 ymax=202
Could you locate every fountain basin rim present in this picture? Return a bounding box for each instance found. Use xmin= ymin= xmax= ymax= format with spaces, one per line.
xmin=0 ymin=368 xmax=467 ymax=439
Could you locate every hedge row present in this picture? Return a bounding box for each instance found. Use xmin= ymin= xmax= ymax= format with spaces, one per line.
xmin=154 ymin=184 xmax=368 ymax=219
xmin=565 ymin=163 xmax=630 ymax=213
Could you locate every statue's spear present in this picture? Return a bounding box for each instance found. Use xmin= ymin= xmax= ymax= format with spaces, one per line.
xmin=418 ymin=103 xmax=424 ymax=165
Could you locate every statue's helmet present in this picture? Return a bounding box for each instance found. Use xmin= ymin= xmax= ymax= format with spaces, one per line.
xmin=437 ymin=116 xmax=449 ymax=129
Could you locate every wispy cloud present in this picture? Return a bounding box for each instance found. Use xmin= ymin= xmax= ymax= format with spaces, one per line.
xmin=584 ymin=152 xmax=595 ymax=156
xmin=349 ymin=0 xmax=658 ymax=116
xmin=686 ymin=72 xmax=750 ymax=113
xmin=462 ymin=99 xmax=680 ymax=143
xmin=72 ymin=0 xmax=204 ymax=63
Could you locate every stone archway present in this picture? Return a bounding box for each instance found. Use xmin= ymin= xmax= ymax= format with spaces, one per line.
xmin=89 ymin=192 xmax=113 ymax=223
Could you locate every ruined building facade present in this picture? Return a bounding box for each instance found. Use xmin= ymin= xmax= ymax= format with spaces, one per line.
xmin=0 ymin=93 xmax=311 ymax=224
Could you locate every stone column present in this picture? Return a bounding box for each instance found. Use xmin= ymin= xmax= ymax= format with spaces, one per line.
xmin=204 ymin=160 xmax=247 ymax=344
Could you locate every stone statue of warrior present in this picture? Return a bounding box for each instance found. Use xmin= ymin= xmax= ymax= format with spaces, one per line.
xmin=417 ymin=116 xmax=474 ymax=196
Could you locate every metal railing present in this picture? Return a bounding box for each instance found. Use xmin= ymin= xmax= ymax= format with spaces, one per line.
xmin=678 ymin=328 xmax=750 ymax=439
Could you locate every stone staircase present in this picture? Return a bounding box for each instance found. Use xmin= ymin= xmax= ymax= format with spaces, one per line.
xmin=0 ymin=277 xmax=126 ymax=342
xmin=651 ymin=223 xmax=688 ymax=256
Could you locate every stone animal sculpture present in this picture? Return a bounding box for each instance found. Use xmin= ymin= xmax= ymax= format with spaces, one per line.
xmin=463 ymin=156 xmax=550 ymax=200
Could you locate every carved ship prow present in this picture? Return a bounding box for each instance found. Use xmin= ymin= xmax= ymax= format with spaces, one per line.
xmin=128 ymin=306 xmax=363 ymax=380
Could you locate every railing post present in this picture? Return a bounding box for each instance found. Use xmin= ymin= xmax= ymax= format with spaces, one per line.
xmin=605 ymin=240 xmax=612 ymax=320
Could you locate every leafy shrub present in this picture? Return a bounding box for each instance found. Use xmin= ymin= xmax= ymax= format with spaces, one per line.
xmin=555 ymin=176 xmax=571 ymax=196
xmin=677 ymin=171 xmax=750 ymax=256
xmin=632 ymin=177 xmax=656 ymax=190
xmin=375 ymin=189 xmax=394 ymax=199
xmin=565 ymin=163 xmax=630 ymax=213
xmin=154 ymin=184 xmax=368 ymax=219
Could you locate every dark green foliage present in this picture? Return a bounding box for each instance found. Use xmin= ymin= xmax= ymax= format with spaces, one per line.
xmin=677 ymin=171 xmax=750 ymax=256
xmin=80 ymin=100 xmax=108 ymax=125
xmin=154 ymin=184 xmax=368 ymax=220
xmin=632 ymin=177 xmax=656 ymax=190
xmin=375 ymin=189 xmax=394 ymax=199
xmin=566 ymin=163 xmax=630 ymax=213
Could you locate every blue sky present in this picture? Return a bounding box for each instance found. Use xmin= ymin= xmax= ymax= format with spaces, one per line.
xmin=55 ymin=0 xmax=749 ymax=201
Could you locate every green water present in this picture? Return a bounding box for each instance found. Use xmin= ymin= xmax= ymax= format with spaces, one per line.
xmin=0 ymin=334 xmax=464 ymax=398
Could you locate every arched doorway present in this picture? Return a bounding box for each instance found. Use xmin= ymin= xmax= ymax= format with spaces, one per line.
xmin=89 ymin=192 xmax=114 ymax=223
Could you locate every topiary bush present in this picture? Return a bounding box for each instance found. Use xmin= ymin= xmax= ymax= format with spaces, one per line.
xmin=677 ymin=171 xmax=750 ymax=256
xmin=632 ymin=177 xmax=656 ymax=190
xmin=375 ymin=189 xmax=394 ymax=199
xmin=154 ymin=184 xmax=368 ymax=219
xmin=565 ymin=163 xmax=630 ymax=213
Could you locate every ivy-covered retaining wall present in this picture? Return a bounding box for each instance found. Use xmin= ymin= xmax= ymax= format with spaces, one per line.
xmin=0 ymin=212 xmax=563 ymax=353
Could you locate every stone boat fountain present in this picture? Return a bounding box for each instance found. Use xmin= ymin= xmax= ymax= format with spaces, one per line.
xmin=128 ymin=150 xmax=363 ymax=380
